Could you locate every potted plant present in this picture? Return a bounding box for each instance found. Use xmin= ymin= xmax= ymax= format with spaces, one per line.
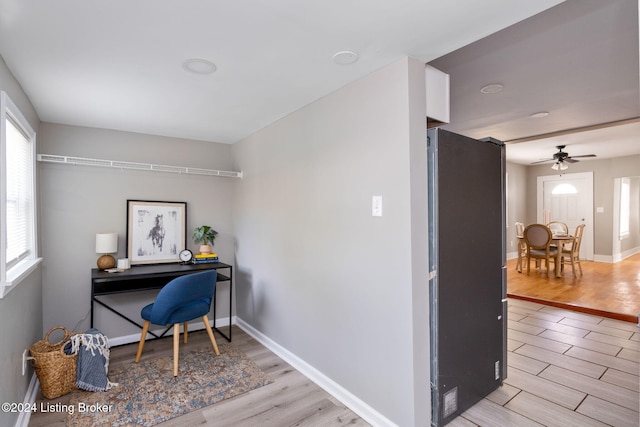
xmin=193 ymin=225 xmax=218 ymax=254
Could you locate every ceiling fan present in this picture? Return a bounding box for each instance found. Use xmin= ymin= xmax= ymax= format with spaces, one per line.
xmin=531 ymin=145 xmax=597 ymax=170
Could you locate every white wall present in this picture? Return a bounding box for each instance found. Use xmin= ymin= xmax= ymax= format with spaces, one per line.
xmin=0 ymin=55 xmax=42 ymax=427
xmin=231 ymin=57 xmax=429 ymax=426
xmin=38 ymin=123 xmax=236 ymax=339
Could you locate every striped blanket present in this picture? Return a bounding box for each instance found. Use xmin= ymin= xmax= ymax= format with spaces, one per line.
xmin=68 ymin=328 xmax=118 ymax=392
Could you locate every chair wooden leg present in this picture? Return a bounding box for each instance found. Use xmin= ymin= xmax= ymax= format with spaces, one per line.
xmin=173 ymin=323 xmax=180 ymax=376
xmin=135 ymin=320 xmax=150 ymax=363
xmin=570 ymin=257 xmax=576 ymax=277
xmin=183 ymin=322 xmax=188 ymax=344
xmin=577 ymin=258 xmax=583 ymax=276
xmin=202 ymin=315 xmax=220 ymax=356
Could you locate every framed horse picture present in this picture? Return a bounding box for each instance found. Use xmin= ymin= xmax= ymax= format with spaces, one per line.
xmin=126 ymin=200 xmax=187 ymax=265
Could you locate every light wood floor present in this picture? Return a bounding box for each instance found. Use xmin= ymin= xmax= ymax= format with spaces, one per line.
xmin=507 ymin=253 xmax=640 ymax=324
xmin=29 ymin=309 xmax=639 ymax=427
xmin=29 ymin=326 xmax=368 ymax=427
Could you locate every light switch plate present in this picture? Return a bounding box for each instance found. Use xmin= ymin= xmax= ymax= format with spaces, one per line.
xmin=372 ymin=196 xmax=383 ymax=217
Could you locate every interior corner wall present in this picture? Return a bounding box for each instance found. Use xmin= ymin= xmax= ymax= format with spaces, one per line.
xmin=408 ymin=58 xmax=430 ymax=426
xmin=0 ymin=54 xmax=43 ymax=427
xmin=231 ymin=57 xmax=426 ymax=426
xmin=37 ymin=123 xmax=236 ymax=340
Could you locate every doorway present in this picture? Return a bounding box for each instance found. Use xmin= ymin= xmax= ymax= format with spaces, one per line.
xmin=537 ymin=172 xmax=594 ymax=260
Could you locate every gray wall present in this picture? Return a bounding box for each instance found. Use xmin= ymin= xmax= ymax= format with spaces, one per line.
xmin=505 ymin=162 xmax=528 ymax=257
xmin=526 ymin=155 xmax=640 ymax=258
xmin=231 ymin=57 xmax=430 ymax=426
xmin=38 ymin=123 xmax=236 ymax=340
xmin=0 ymin=55 xmax=42 ymax=427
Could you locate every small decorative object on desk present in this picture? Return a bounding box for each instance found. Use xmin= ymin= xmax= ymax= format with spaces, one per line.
xmin=193 ymin=225 xmax=218 ymax=255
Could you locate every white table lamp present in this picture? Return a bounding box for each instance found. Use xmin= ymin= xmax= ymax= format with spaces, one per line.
xmin=96 ymin=232 xmax=118 ymax=270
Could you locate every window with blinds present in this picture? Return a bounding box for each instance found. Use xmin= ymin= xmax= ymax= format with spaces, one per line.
xmin=1 ymin=91 xmax=39 ymax=297
xmin=6 ymin=117 xmax=33 ymax=266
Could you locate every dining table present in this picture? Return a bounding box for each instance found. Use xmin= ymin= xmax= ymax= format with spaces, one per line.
xmin=517 ymin=233 xmax=575 ymax=278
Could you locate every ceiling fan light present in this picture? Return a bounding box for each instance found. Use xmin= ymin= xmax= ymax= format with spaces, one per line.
xmin=551 ymin=162 xmax=568 ymax=171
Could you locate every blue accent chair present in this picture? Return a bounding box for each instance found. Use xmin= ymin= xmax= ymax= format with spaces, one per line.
xmin=134 ymin=270 xmax=220 ymax=376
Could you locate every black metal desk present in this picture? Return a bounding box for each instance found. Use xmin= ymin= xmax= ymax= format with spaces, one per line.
xmin=91 ymin=262 xmax=233 ymax=341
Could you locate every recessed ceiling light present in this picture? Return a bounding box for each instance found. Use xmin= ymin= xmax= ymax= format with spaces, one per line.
xmin=182 ymin=58 xmax=217 ymax=74
xmin=480 ymin=83 xmax=503 ymax=94
xmin=332 ymin=51 xmax=358 ymax=65
xmin=530 ymin=111 xmax=550 ymax=118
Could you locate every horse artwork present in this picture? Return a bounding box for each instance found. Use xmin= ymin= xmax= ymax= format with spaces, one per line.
xmin=127 ymin=200 xmax=186 ymax=265
xmin=147 ymin=214 xmax=166 ymax=251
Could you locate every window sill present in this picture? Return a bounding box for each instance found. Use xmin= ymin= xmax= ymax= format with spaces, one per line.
xmin=0 ymin=257 xmax=42 ymax=298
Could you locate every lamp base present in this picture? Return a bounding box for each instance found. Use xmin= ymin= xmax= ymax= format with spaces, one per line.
xmin=97 ymin=254 xmax=116 ymax=270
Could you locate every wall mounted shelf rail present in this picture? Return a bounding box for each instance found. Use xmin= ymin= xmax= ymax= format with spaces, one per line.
xmin=37 ymin=154 xmax=243 ymax=179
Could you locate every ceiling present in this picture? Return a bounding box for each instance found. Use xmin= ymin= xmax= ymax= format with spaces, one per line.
xmin=429 ymin=0 xmax=640 ymax=165
xmin=0 ymin=0 xmax=566 ymax=144
xmin=0 ymin=0 xmax=637 ymax=165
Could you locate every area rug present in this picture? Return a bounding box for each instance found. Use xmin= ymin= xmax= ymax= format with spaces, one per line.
xmin=66 ymin=343 xmax=272 ymax=427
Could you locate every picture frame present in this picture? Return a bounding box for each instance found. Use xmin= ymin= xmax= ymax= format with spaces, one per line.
xmin=126 ymin=200 xmax=187 ymax=265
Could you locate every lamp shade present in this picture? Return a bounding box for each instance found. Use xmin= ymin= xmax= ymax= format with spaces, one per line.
xmin=96 ymin=233 xmax=118 ymax=254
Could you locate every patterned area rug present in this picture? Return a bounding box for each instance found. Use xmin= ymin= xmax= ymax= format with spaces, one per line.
xmin=66 ymin=343 xmax=272 ymax=426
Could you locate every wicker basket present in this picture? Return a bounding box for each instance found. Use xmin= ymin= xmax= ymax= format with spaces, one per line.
xmin=29 ymin=326 xmax=78 ymax=399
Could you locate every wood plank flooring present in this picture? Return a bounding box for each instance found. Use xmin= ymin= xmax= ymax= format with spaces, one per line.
xmin=28 ymin=326 xmax=369 ymax=427
xmin=29 ymin=305 xmax=639 ymax=426
xmin=507 ymin=253 xmax=640 ymax=323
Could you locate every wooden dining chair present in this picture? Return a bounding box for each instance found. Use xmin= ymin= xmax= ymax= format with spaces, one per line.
xmin=560 ymin=224 xmax=585 ymax=277
xmin=515 ymin=222 xmax=526 ymax=273
xmin=523 ymin=224 xmax=558 ymax=275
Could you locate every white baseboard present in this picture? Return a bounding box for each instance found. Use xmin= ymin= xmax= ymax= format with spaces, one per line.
xmin=594 ymin=246 xmax=639 ymax=264
xmin=593 ymin=254 xmax=613 ymax=263
xmin=15 ymin=374 xmax=39 ymax=427
xmin=235 ymin=318 xmax=397 ymax=427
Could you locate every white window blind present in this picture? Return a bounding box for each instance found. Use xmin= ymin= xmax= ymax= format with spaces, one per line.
xmin=1 ymin=91 xmax=40 ymax=298
xmin=6 ymin=117 xmax=33 ymax=266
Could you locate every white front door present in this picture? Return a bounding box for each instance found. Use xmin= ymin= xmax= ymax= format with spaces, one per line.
xmin=537 ymin=172 xmax=594 ymax=260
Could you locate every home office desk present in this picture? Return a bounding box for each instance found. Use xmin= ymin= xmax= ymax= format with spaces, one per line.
xmin=91 ymin=262 xmax=233 ymax=341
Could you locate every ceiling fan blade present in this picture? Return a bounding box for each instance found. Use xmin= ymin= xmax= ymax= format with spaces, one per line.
xmin=564 ymin=158 xmax=579 ymax=163
xmin=568 ymin=154 xmax=597 ymax=159
xmin=530 ymin=158 xmax=555 ymax=164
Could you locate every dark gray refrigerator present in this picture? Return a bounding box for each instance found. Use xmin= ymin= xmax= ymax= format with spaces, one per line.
xmin=427 ymin=128 xmax=507 ymax=426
